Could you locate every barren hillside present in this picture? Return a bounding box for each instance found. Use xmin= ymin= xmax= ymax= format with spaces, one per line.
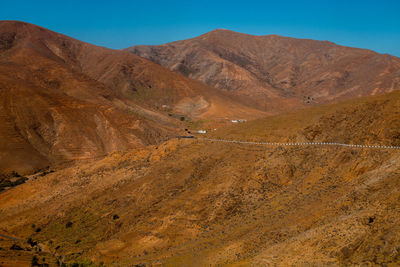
xmin=0 ymin=21 xmax=264 ymax=175
xmin=1 ymin=90 xmax=399 ymax=266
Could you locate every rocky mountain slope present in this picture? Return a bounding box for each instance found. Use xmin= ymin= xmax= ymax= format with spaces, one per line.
xmin=128 ymin=29 xmax=400 ymax=111
xmin=0 ymin=21 xmax=263 ymax=175
xmin=1 ymin=90 xmax=399 ymax=266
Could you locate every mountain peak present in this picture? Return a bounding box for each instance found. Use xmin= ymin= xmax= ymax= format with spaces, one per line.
xmin=209 ymin=28 xmax=235 ymax=33
xmin=0 ymin=20 xmax=60 ymax=43
xmin=202 ymin=28 xmax=246 ymax=37
xmin=0 ymin=20 xmax=29 ymax=26
xmin=0 ymin=20 xmax=41 ymax=32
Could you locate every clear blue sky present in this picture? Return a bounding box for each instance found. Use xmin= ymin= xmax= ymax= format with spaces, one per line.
xmin=1 ymin=0 xmax=399 ymax=56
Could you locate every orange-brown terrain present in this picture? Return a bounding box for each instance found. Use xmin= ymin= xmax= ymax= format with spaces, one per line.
xmin=1 ymin=21 xmax=400 ymax=266
xmin=128 ymin=29 xmax=400 ymax=111
xmin=1 ymin=88 xmax=399 ymax=266
xmin=0 ymin=21 xmax=263 ymax=175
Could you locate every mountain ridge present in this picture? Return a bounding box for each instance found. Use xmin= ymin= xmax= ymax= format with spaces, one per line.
xmin=127 ymin=28 xmax=400 ymax=111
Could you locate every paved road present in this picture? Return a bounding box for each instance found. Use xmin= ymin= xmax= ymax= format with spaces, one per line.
xmin=0 ymin=233 xmax=25 ymax=242
xmin=183 ymin=137 xmax=400 ymax=150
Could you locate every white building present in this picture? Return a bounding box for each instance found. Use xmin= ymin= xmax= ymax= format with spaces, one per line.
xmin=231 ymin=119 xmax=246 ymax=123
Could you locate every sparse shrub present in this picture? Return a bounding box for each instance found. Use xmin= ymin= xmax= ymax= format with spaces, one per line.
xmin=10 ymin=243 xmax=23 ymax=250
xmin=180 ymin=116 xmax=185 ymax=121
xmin=113 ymin=214 xmax=119 ymax=220
xmin=11 ymin=170 xmax=20 ymax=177
xmin=35 ymin=227 xmax=41 ymax=233
xmin=0 ymin=174 xmax=28 ymax=191
xmin=65 ymin=221 xmax=73 ymax=228
xmin=31 ymin=255 xmax=39 ymax=266
xmin=14 ymin=176 xmax=28 ymax=185
xmin=27 ymin=238 xmax=38 ymax=247
xmin=39 ymin=170 xmax=55 ymax=177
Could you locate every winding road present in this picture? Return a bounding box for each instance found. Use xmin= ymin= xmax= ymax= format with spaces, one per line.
xmin=184 ymin=137 xmax=400 ymax=150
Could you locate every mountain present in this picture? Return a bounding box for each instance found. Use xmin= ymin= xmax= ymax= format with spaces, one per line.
xmin=1 ymin=89 xmax=399 ymax=266
xmin=3 ymin=23 xmax=399 ymax=175
xmin=127 ymin=29 xmax=400 ymax=111
xmin=0 ymin=21 xmax=263 ymax=174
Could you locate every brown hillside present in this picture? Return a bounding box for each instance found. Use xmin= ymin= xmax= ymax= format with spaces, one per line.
xmin=0 ymin=90 xmax=399 ymax=266
xmin=128 ymin=29 xmax=400 ymax=111
xmin=0 ymin=21 xmax=264 ymax=174
xmin=0 ymin=21 xmax=175 ymax=175
xmin=0 ymin=21 xmax=263 ymax=118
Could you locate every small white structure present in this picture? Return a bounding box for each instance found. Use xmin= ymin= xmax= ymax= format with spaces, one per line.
xmin=197 ymin=130 xmax=207 ymax=134
xmin=231 ymin=119 xmax=247 ymax=123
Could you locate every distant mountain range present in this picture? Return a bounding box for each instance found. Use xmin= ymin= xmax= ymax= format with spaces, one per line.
xmin=1 ymin=21 xmax=399 ymax=174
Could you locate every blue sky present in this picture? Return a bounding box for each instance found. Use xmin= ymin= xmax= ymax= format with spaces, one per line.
xmin=1 ymin=0 xmax=399 ymax=56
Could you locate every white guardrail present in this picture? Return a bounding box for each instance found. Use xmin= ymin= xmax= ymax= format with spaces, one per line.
xmin=193 ymin=138 xmax=400 ymax=150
